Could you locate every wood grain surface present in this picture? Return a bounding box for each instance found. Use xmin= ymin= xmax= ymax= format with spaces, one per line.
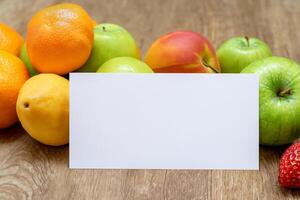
xmin=1 ymin=0 xmax=300 ymax=199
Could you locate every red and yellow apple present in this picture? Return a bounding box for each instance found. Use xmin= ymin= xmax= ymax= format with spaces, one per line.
xmin=144 ymin=31 xmax=220 ymax=73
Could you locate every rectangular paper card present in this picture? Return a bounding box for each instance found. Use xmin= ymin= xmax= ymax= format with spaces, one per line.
xmin=70 ymin=73 xmax=259 ymax=170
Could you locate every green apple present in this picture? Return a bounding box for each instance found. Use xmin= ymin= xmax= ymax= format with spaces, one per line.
xmin=217 ymin=37 xmax=272 ymax=73
xmin=78 ymin=23 xmax=140 ymax=72
xmin=20 ymin=43 xmax=38 ymax=77
xmin=242 ymin=56 xmax=300 ymax=145
xmin=97 ymin=57 xmax=153 ymax=73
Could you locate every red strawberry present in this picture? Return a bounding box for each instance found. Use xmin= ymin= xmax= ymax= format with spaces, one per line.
xmin=278 ymin=141 xmax=300 ymax=188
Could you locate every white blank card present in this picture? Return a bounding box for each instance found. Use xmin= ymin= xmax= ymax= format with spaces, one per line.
xmin=70 ymin=73 xmax=259 ymax=170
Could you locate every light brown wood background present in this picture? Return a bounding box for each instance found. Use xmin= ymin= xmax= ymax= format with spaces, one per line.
xmin=1 ymin=0 xmax=300 ymax=199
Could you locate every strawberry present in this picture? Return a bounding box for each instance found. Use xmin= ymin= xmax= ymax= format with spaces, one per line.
xmin=278 ymin=141 xmax=300 ymax=188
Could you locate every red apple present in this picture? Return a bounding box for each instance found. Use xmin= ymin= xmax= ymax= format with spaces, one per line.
xmin=144 ymin=31 xmax=220 ymax=73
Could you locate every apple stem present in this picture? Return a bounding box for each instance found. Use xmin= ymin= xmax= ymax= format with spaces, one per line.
xmin=278 ymin=88 xmax=291 ymax=97
xmin=102 ymin=26 xmax=106 ymax=32
xmin=245 ymin=36 xmax=250 ymax=47
xmin=204 ymin=63 xmax=220 ymax=73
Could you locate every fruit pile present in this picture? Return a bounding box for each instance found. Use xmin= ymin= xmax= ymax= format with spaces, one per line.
xmin=1 ymin=3 xmax=300 ymax=188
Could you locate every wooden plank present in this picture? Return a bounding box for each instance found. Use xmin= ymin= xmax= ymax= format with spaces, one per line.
xmin=211 ymin=148 xmax=300 ymax=200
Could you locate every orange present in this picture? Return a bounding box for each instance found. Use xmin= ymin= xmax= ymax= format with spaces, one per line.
xmin=0 ymin=50 xmax=29 ymax=129
xmin=92 ymin=19 xmax=97 ymax=27
xmin=0 ymin=23 xmax=23 ymax=56
xmin=26 ymin=3 xmax=94 ymax=75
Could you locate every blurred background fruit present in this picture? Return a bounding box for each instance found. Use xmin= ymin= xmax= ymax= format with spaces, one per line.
xmin=0 ymin=50 xmax=29 ymax=129
xmin=78 ymin=23 xmax=140 ymax=72
xmin=97 ymin=57 xmax=153 ymax=73
xmin=144 ymin=31 xmax=220 ymax=73
xmin=0 ymin=23 xmax=23 ymax=56
xmin=17 ymin=74 xmax=69 ymax=146
xmin=26 ymin=3 xmax=94 ymax=75
xmin=217 ymin=37 xmax=272 ymax=73
xmin=20 ymin=43 xmax=38 ymax=77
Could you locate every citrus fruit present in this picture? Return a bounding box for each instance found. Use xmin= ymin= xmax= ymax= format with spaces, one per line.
xmin=92 ymin=19 xmax=97 ymax=27
xmin=20 ymin=43 xmax=38 ymax=77
xmin=26 ymin=3 xmax=94 ymax=75
xmin=0 ymin=23 xmax=23 ymax=56
xmin=17 ymin=74 xmax=69 ymax=146
xmin=0 ymin=50 xmax=29 ymax=129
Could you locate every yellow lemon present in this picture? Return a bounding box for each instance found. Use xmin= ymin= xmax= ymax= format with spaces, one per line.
xmin=17 ymin=74 xmax=69 ymax=146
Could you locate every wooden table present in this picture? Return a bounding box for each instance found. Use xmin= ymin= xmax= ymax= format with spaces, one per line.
xmin=1 ymin=0 xmax=300 ymax=199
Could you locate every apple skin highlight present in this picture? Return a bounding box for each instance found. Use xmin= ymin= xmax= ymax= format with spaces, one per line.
xmin=144 ymin=31 xmax=220 ymax=73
